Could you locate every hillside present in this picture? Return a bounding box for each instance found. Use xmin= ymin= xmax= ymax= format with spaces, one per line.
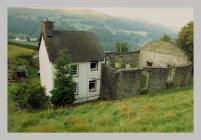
xmin=8 ymin=45 xmax=35 ymax=59
xmin=8 ymin=85 xmax=193 ymax=132
xmin=8 ymin=44 xmax=39 ymax=82
xmin=8 ymin=8 xmax=177 ymax=51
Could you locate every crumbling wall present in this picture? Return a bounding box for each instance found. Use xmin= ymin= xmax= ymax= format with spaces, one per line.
xmin=145 ymin=67 xmax=169 ymax=92
xmin=105 ymin=51 xmax=140 ymax=68
xmin=115 ymin=68 xmax=141 ymax=98
xmin=174 ymin=63 xmax=193 ymax=87
xmin=100 ymin=65 xmax=141 ymax=99
xmin=100 ymin=63 xmax=192 ymax=100
xmin=100 ymin=65 xmax=118 ymax=99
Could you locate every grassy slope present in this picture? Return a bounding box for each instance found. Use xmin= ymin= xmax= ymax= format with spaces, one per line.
xmin=8 ymin=86 xmax=193 ymax=132
xmin=8 ymin=44 xmax=35 ymax=59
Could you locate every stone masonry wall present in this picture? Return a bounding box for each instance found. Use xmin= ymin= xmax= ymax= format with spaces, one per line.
xmin=100 ymin=63 xmax=192 ymax=100
xmin=100 ymin=65 xmax=118 ymax=99
xmin=145 ymin=67 xmax=169 ymax=92
xmin=174 ymin=64 xmax=192 ymax=87
xmin=105 ymin=51 xmax=140 ymax=68
xmin=115 ymin=68 xmax=141 ymax=98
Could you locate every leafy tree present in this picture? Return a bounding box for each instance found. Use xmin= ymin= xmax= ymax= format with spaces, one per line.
xmin=12 ymin=83 xmax=49 ymax=110
xmin=177 ymin=21 xmax=194 ymax=62
xmin=160 ymin=34 xmax=174 ymax=44
xmin=51 ymin=49 xmax=76 ymax=107
xmin=116 ymin=41 xmax=128 ymax=53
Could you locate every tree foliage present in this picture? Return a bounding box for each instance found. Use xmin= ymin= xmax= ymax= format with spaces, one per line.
xmin=12 ymin=83 xmax=49 ymax=110
xmin=115 ymin=41 xmax=128 ymax=53
xmin=51 ymin=49 xmax=76 ymax=107
xmin=177 ymin=21 xmax=194 ymax=62
xmin=160 ymin=34 xmax=174 ymax=44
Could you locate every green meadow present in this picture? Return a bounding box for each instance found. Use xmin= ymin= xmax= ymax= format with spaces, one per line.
xmin=8 ymin=84 xmax=193 ymax=132
xmin=8 ymin=44 xmax=35 ymax=61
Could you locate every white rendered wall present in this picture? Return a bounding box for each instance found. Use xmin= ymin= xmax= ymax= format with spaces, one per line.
xmin=39 ymin=37 xmax=54 ymax=96
xmin=71 ymin=61 xmax=103 ymax=103
xmin=52 ymin=61 xmax=104 ymax=103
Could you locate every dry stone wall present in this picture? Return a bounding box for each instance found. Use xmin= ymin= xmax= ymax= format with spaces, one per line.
xmin=174 ymin=64 xmax=192 ymax=87
xmin=105 ymin=51 xmax=140 ymax=68
xmin=100 ymin=63 xmax=192 ymax=100
xmin=145 ymin=67 xmax=169 ymax=92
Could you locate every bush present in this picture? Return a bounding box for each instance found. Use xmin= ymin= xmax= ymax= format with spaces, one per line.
xmin=50 ymin=49 xmax=76 ymax=107
xmin=11 ymin=83 xmax=49 ymax=110
xmin=51 ymin=86 xmax=75 ymax=107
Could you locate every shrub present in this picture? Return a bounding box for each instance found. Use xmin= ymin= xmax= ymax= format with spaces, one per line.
xmin=11 ymin=83 xmax=49 ymax=110
xmin=50 ymin=49 xmax=76 ymax=107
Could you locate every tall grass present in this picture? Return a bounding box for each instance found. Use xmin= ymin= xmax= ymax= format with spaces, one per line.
xmin=8 ymin=86 xmax=193 ymax=132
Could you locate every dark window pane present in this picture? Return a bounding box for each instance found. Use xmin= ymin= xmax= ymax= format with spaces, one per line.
xmin=89 ymin=80 xmax=96 ymax=91
xmin=90 ymin=61 xmax=98 ymax=70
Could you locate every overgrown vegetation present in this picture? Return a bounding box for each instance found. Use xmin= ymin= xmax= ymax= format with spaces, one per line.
xmin=8 ymin=85 xmax=193 ymax=132
xmin=159 ymin=34 xmax=175 ymax=44
xmin=115 ymin=41 xmax=129 ymax=52
xmin=8 ymin=45 xmax=38 ymax=83
xmin=8 ymin=44 xmax=47 ymax=110
xmin=177 ymin=21 xmax=194 ymax=62
xmin=11 ymin=83 xmax=49 ymax=110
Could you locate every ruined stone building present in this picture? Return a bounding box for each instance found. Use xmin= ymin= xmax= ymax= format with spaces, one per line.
xmin=101 ymin=41 xmax=192 ymax=100
xmin=139 ymin=41 xmax=189 ymax=68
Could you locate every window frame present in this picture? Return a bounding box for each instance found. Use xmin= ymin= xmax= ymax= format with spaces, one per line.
xmin=70 ymin=64 xmax=79 ymax=77
xmin=90 ymin=61 xmax=98 ymax=71
xmin=89 ymin=80 xmax=97 ymax=92
xmin=74 ymin=83 xmax=79 ymax=95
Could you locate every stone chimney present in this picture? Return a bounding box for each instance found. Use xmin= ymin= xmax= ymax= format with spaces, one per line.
xmin=41 ymin=20 xmax=54 ymax=37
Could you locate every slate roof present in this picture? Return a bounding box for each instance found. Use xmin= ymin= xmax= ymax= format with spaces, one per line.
xmin=39 ymin=30 xmax=105 ymax=63
xmin=141 ymin=41 xmax=187 ymax=57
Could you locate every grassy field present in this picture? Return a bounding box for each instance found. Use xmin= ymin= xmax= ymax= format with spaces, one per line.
xmin=8 ymin=40 xmax=38 ymax=50
xmin=8 ymin=85 xmax=193 ymax=132
xmin=8 ymin=44 xmax=35 ymax=59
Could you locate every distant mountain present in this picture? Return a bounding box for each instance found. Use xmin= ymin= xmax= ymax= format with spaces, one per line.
xmin=8 ymin=8 xmax=178 ymax=51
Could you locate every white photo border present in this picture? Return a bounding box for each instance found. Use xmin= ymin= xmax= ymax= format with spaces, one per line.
xmin=0 ymin=0 xmax=200 ymax=140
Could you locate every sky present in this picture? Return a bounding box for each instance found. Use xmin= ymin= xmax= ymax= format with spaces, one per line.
xmin=68 ymin=7 xmax=193 ymax=30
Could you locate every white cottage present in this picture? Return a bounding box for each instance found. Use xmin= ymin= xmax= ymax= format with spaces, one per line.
xmin=39 ymin=20 xmax=105 ymax=103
